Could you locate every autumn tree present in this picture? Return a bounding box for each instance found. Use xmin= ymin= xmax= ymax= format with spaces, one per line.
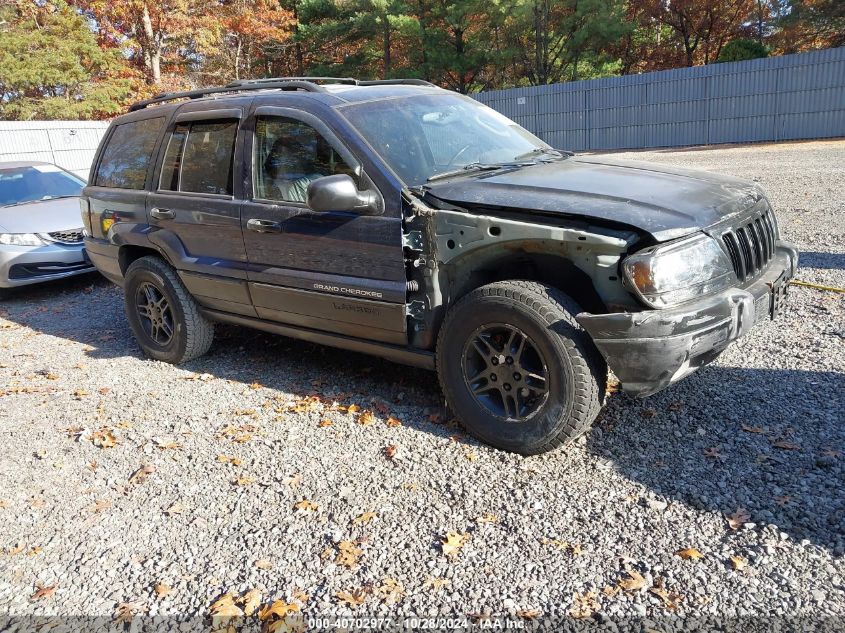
xmin=0 ymin=0 xmax=139 ymax=120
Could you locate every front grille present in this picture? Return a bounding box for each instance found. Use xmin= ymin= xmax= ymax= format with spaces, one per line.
xmin=719 ymin=208 xmax=777 ymax=283
xmin=45 ymin=229 xmax=84 ymax=244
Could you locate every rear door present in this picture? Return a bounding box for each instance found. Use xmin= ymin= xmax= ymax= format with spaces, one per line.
xmin=147 ymin=108 xmax=255 ymax=317
xmin=241 ymin=106 xmax=408 ymax=345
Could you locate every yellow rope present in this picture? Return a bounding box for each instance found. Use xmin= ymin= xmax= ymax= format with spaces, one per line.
xmin=789 ymin=279 xmax=845 ymax=294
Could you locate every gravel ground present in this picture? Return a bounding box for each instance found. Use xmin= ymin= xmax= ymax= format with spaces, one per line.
xmin=0 ymin=140 xmax=843 ymax=631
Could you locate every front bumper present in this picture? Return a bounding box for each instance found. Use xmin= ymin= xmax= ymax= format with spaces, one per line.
xmin=0 ymin=242 xmax=96 ymax=289
xmin=576 ymin=241 xmax=798 ymax=397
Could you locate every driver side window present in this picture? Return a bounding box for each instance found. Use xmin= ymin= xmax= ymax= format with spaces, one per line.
xmin=254 ymin=116 xmax=355 ymax=204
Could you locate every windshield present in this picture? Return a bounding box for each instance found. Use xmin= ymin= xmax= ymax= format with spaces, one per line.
xmin=341 ymin=94 xmax=554 ymax=185
xmin=0 ymin=165 xmax=85 ymax=207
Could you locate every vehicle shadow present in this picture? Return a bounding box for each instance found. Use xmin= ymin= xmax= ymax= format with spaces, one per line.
xmin=3 ymin=277 xmax=843 ymax=552
xmin=799 ymin=250 xmax=845 ymax=271
xmin=589 ymin=364 xmax=844 ymax=553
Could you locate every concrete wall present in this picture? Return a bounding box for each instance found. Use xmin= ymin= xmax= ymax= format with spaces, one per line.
xmin=0 ymin=120 xmax=110 ymax=180
xmin=474 ymin=47 xmax=845 ymax=151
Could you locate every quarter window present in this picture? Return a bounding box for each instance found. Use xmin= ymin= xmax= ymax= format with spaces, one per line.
xmin=254 ymin=116 xmax=354 ymax=203
xmin=160 ymin=120 xmax=238 ymax=195
xmin=95 ymin=117 xmax=165 ymax=189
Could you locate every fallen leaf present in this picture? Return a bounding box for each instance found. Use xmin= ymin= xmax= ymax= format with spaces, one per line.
xmin=441 ymin=531 xmax=469 ymax=558
xmin=6 ymin=543 xmax=25 ymax=555
xmin=259 ymin=599 xmax=299 ymax=620
xmin=357 ymin=410 xmax=375 ymax=425
xmin=618 ymin=570 xmax=647 ymax=592
xmin=294 ymin=499 xmax=318 ymax=512
xmin=255 ymin=559 xmax=273 ymax=570
xmin=98 ymin=387 xmax=110 ymax=395
xmin=73 ymin=389 xmax=89 ymax=398
xmin=90 ymin=499 xmax=112 ymax=513
xmin=35 ymin=450 xmax=47 ymax=460
xmin=516 ymin=608 xmax=542 ymax=619
xmin=240 ymin=588 xmax=261 ymax=616
xmin=570 ymin=591 xmax=599 ymax=619
xmin=385 ymin=416 xmax=402 ymax=427
xmin=384 ymin=444 xmax=398 ymax=460
xmin=233 ymin=408 xmax=257 ymax=416
xmin=335 ymin=540 xmax=363 ymax=568
xmin=235 ymin=476 xmax=256 ymax=487
xmin=726 ymin=507 xmax=751 ymax=530
xmin=154 ymin=583 xmax=172 ymax=598
xmin=335 ymin=588 xmax=368 ymax=607
xmin=772 ymin=440 xmax=801 ymax=450
xmin=423 ymin=577 xmax=450 ymax=591
xmin=677 ymin=548 xmax=705 ymax=560
xmin=742 ymin=424 xmax=765 ymax=434
xmin=730 ymin=555 xmax=748 ymax=570
xmin=249 ymin=382 xmax=263 ymax=390
xmin=164 ymin=502 xmax=184 ymax=516
xmin=318 ymin=419 xmax=333 ymax=427
xmin=29 ymin=497 xmax=46 ymax=508
xmin=649 ymin=586 xmax=683 ymax=610
xmin=641 ymin=408 xmax=657 ymax=418
xmin=375 ymin=578 xmax=404 ymax=605
xmin=703 ymin=446 xmax=721 ymax=459
xmin=352 ymin=511 xmax=376 ymax=525
xmin=476 ymin=513 xmax=498 ymax=524
xmin=345 ymin=404 xmax=360 ymax=414
xmin=0 ymin=500 xmax=8 ymax=509
xmin=91 ymin=427 xmax=119 ymax=448
xmin=129 ymin=464 xmax=155 ymax=485
xmin=26 ymin=546 xmax=42 ymax=557
xmin=209 ymin=593 xmax=244 ymax=619
xmin=464 ymin=450 xmax=479 ymax=461
xmin=216 ymin=455 xmax=242 ymax=467
xmin=155 ymin=438 xmax=182 ymax=450
xmin=31 ymin=584 xmax=56 ymax=601
xmin=821 ymin=448 xmax=841 ymax=459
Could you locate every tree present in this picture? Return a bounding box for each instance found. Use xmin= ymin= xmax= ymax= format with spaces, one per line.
xmin=716 ymin=37 xmax=769 ymax=61
xmin=0 ymin=0 xmax=140 ymax=120
xmin=774 ymin=0 xmax=845 ymax=52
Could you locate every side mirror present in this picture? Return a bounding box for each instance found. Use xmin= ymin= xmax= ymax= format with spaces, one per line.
xmin=307 ymin=174 xmax=380 ymax=215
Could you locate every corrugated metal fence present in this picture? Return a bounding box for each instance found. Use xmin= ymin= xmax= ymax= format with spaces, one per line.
xmin=474 ymin=47 xmax=845 ymax=151
xmin=0 ymin=120 xmax=110 ymax=180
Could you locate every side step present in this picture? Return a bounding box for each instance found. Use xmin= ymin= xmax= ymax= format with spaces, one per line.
xmin=200 ymin=308 xmax=436 ymax=370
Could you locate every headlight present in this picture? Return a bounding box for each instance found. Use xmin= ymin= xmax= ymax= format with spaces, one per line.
xmin=622 ymin=233 xmax=736 ymax=308
xmin=0 ymin=233 xmax=46 ymax=246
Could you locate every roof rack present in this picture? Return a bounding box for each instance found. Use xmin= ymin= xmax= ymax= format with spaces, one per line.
xmin=128 ymin=77 xmax=438 ymax=112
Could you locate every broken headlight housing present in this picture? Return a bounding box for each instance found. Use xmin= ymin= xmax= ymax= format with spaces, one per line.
xmin=622 ymin=233 xmax=736 ymax=308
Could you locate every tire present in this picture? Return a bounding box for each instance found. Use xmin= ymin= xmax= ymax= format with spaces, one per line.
xmin=436 ymin=280 xmax=606 ymax=455
xmin=123 ymin=256 xmax=214 ymax=364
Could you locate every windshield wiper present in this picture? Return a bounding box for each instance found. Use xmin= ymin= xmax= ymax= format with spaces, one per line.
xmin=513 ymin=147 xmax=565 ymax=161
xmin=427 ymin=161 xmax=531 ymax=183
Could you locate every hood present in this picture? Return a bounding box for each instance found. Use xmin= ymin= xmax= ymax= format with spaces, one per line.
xmin=424 ymin=156 xmax=764 ymax=242
xmin=0 ymin=197 xmax=83 ymax=234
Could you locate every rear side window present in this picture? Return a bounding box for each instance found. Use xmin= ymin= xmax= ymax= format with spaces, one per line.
xmin=95 ymin=117 xmax=165 ymax=189
xmin=159 ymin=120 xmax=238 ymax=195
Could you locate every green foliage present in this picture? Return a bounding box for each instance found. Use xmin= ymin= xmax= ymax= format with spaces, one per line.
xmin=716 ymin=38 xmax=770 ymax=62
xmin=0 ymin=1 xmax=138 ymax=120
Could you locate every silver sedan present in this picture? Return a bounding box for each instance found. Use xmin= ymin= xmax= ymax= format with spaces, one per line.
xmin=0 ymin=161 xmax=96 ymax=293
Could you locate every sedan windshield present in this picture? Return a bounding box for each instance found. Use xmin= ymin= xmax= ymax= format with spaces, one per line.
xmin=0 ymin=165 xmax=84 ymax=207
xmin=341 ymin=94 xmax=556 ymax=185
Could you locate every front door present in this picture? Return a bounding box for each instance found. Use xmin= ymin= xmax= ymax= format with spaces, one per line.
xmin=147 ymin=112 xmax=254 ymax=317
xmin=241 ymin=107 xmax=407 ymax=345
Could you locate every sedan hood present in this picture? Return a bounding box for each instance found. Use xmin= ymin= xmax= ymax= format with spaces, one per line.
xmin=424 ymin=156 xmax=764 ymax=241
xmin=0 ymin=197 xmax=82 ymax=234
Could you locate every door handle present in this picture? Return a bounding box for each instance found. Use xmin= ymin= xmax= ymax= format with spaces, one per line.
xmin=150 ymin=207 xmax=175 ymax=220
xmin=247 ymin=219 xmax=282 ymax=233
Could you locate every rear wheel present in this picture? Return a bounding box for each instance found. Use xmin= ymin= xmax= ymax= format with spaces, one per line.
xmin=123 ymin=256 xmax=214 ymax=363
xmin=436 ymin=280 xmax=606 ymax=455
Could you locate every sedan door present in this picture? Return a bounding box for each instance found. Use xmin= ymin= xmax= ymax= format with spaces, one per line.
xmin=241 ymin=106 xmax=408 ymax=345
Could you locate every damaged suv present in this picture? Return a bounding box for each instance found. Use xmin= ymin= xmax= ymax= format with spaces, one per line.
xmin=82 ymin=78 xmax=797 ymax=454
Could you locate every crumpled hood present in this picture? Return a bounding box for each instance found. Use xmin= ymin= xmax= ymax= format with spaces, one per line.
xmin=424 ymin=156 xmax=765 ymax=241
xmin=0 ymin=197 xmax=82 ymax=234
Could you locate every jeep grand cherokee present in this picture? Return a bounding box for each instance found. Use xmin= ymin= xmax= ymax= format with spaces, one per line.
xmin=82 ymin=77 xmax=797 ymax=454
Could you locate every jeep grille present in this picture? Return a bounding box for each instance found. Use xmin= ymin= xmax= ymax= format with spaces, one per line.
xmin=719 ymin=209 xmax=777 ymax=283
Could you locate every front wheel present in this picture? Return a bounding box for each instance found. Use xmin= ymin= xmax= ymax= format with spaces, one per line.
xmin=436 ymin=281 xmax=606 ymax=455
xmin=123 ymin=256 xmax=214 ymax=364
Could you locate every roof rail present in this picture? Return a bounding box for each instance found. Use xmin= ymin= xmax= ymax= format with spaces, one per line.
xmin=128 ymin=77 xmax=439 ymax=112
